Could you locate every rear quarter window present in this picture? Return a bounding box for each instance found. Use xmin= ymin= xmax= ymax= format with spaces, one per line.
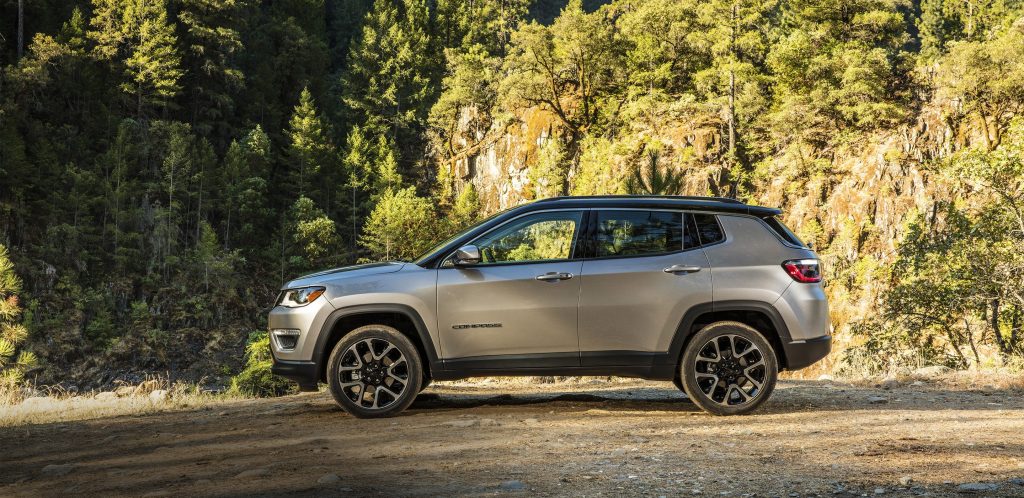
xmin=762 ymin=216 xmax=806 ymax=247
xmin=691 ymin=213 xmax=725 ymax=245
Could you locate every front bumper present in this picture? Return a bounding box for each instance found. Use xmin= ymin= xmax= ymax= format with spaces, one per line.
xmin=271 ymin=358 xmax=320 ymax=392
xmin=267 ymin=297 xmax=335 ymax=362
xmin=781 ymin=335 xmax=832 ymax=370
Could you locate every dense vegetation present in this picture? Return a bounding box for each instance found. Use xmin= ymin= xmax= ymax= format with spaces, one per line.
xmin=1 ymin=0 xmax=1023 ymax=388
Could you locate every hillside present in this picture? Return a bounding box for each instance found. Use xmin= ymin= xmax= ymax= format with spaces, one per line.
xmin=1 ymin=0 xmax=1023 ymax=389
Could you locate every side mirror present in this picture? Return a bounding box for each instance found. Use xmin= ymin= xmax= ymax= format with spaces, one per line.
xmin=453 ymin=245 xmax=482 ymax=266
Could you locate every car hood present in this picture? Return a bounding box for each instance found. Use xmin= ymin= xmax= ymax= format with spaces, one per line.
xmin=282 ymin=262 xmax=406 ymax=289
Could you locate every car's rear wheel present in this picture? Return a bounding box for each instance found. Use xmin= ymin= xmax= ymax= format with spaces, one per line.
xmin=327 ymin=325 xmax=423 ymax=418
xmin=680 ymin=321 xmax=778 ymax=416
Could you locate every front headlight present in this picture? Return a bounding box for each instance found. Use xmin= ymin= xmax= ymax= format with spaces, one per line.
xmin=277 ymin=286 xmax=326 ymax=307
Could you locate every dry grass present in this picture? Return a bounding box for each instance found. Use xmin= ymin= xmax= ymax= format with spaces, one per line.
xmin=5 ymin=369 xmax=1024 ymax=429
xmin=0 ymin=380 xmax=244 ymax=428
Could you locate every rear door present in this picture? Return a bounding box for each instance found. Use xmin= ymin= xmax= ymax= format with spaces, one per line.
xmin=577 ymin=210 xmax=712 ymax=362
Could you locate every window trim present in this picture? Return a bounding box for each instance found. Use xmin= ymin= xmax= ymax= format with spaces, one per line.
xmin=440 ymin=208 xmax=589 ymax=268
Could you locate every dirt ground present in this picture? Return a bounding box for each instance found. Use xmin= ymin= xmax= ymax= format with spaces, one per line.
xmin=2 ymin=378 xmax=1024 ymax=497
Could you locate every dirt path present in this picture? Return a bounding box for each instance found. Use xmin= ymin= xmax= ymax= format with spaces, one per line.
xmin=2 ymin=379 xmax=1024 ymax=497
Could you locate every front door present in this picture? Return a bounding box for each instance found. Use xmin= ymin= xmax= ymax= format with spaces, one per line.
xmin=437 ymin=210 xmax=585 ymax=366
xmin=578 ymin=210 xmax=713 ymax=361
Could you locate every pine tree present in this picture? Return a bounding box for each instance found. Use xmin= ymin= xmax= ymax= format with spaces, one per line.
xmin=89 ymin=0 xmax=185 ymax=116
xmin=448 ymin=182 xmax=481 ymax=233
xmin=221 ymin=125 xmax=271 ymax=250
xmin=692 ymin=0 xmax=776 ymax=197
xmin=360 ymin=186 xmax=437 ymax=262
xmin=0 ymin=245 xmax=37 ymax=389
xmin=176 ymin=0 xmax=246 ymax=137
xmin=286 ymin=87 xmax=336 ymax=205
xmin=282 ymin=196 xmax=343 ymax=277
xmin=341 ymin=0 xmax=437 ymax=180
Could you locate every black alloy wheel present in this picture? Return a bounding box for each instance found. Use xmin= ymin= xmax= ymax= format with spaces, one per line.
xmin=680 ymin=321 xmax=778 ymax=416
xmin=327 ymin=325 xmax=423 ymax=418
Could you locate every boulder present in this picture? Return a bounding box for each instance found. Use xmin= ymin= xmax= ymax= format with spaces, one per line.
xmin=912 ymin=365 xmax=952 ymax=379
xmin=149 ymin=390 xmax=169 ymax=404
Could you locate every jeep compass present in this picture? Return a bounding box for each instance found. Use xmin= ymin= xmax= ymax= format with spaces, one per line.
xmin=268 ymin=196 xmax=831 ymax=417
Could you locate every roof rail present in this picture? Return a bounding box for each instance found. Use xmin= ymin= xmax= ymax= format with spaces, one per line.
xmin=534 ymin=195 xmax=745 ymax=205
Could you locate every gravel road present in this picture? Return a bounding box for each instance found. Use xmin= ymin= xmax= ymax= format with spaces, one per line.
xmin=2 ymin=378 xmax=1024 ymax=497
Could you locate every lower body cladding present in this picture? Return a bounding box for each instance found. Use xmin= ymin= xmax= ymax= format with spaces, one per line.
xmin=271 ymin=360 xmax=319 ymax=392
xmin=270 ymin=335 xmax=832 ymax=388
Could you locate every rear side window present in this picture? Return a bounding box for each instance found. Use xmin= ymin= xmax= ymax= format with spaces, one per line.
xmin=692 ymin=213 xmax=725 ymax=245
xmin=762 ymin=216 xmax=806 ymax=247
xmin=595 ymin=210 xmax=682 ymax=257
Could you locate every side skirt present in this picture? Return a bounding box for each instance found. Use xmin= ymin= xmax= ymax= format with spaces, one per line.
xmin=432 ymin=351 xmax=676 ymax=381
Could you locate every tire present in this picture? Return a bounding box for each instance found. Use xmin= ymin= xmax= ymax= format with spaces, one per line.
xmin=680 ymin=321 xmax=778 ymax=416
xmin=327 ymin=325 xmax=423 ymax=418
xmin=671 ymin=377 xmax=693 ymax=402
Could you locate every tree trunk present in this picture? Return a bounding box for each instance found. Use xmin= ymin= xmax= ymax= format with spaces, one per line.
xmin=1012 ymin=312 xmax=1021 ymax=354
xmin=965 ymin=317 xmax=981 ymax=366
xmin=17 ymin=0 xmax=24 ymax=60
xmin=727 ymin=1 xmax=738 ymax=198
xmin=991 ymin=298 xmax=1007 ymax=354
xmin=945 ymin=327 xmax=968 ymax=367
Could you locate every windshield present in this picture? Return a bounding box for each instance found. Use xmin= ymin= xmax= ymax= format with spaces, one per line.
xmin=412 ymin=206 xmax=516 ymax=265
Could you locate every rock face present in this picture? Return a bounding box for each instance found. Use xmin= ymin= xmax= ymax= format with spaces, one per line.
xmin=446 ymin=107 xmax=560 ymax=211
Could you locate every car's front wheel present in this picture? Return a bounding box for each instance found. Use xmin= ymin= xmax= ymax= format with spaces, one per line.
xmin=680 ymin=321 xmax=778 ymax=416
xmin=327 ymin=325 xmax=423 ymax=418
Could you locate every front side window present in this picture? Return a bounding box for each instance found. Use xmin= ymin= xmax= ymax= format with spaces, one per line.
xmin=595 ymin=210 xmax=683 ymax=257
xmin=471 ymin=211 xmax=583 ymax=264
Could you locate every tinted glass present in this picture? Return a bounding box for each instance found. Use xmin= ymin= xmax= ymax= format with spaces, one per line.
xmin=472 ymin=211 xmax=583 ymax=264
xmin=684 ymin=213 xmax=700 ymax=249
xmin=692 ymin=213 xmax=724 ymax=245
xmin=763 ymin=216 xmax=806 ymax=247
xmin=595 ymin=210 xmax=683 ymax=257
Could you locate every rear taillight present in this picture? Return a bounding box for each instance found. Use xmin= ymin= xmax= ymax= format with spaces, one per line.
xmin=782 ymin=259 xmax=822 ymax=283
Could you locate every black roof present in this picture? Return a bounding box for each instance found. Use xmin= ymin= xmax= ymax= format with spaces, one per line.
xmin=530 ymin=195 xmax=782 ymax=217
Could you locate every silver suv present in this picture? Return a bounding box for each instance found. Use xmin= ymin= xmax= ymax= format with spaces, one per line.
xmin=268 ymin=196 xmax=831 ymax=417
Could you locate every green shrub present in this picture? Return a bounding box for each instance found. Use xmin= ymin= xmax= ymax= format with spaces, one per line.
xmin=229 ymin=331 xmax=295 ymax=397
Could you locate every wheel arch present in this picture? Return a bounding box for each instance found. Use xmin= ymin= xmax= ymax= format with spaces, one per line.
xmin=668 ymin=301 xmax=792 ymax=372
xmin=314 ymin=304 xmax=441 ymax=382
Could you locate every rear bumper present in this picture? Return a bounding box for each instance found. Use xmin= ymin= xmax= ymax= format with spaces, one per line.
xmin=271 ymin=358 xmax=320 ymax=392
xmin=781 ymin=335 xmax=832 ymax=371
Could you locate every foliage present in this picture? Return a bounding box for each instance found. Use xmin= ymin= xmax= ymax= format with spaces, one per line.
xmin=934 ymin=20 xmax=1024 ymax=150
xmin=0 ymin=245 xmax=37 ymax=389
xmin=229 ymin=331 xmax=295 ymax=397
xmin=3 ymin=0 xmax=1024 ymax=389
xmin=626 ymin=152 xmax=685 ymax=195
xmin=843 ymin=119 xmax=1024 ymax=372
xmin=528 ymin=138 xmax=569 ymax=199
xmin=89 ymin=0 xmax=185 ymax=115
xmin=360 ymin=187 xmax=438 ymax=261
